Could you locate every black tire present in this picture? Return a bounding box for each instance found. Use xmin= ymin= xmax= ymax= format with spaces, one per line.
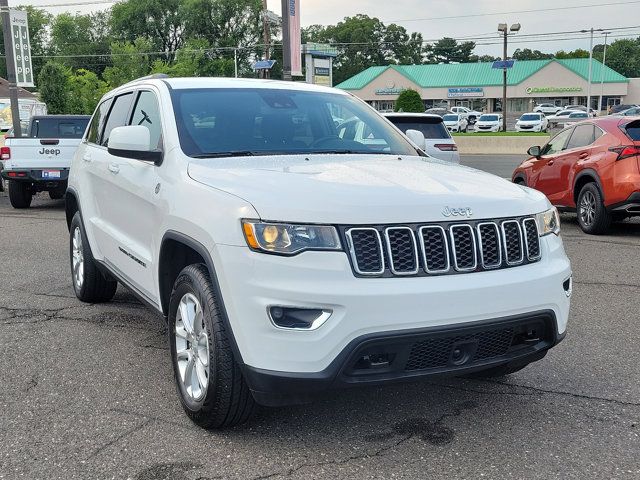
xmin=49 ymin=189 xmax=64 ymax=200
xmin=514 ymin=177 xmax=526 ymax=186
xmin=168 ymin=264 xmax=256 ymax=429
xmin=576 ymin=183 xmax=612 ymax=234
xmin=8 ymin=180 xmax=32 ymax=208
xmin=69 ymin=212 xmax=118 ymax=302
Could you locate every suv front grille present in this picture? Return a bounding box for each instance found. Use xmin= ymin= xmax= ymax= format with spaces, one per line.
xmin=343 ymin=217 xmax=540 ymax=278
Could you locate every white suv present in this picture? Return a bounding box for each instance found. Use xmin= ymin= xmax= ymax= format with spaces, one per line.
xmin=66 ymin=76 xmax=572 ymax=429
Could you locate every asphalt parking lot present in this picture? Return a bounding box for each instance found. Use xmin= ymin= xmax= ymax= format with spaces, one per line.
xmin=1 ymin=158 xmax=640 ymax=479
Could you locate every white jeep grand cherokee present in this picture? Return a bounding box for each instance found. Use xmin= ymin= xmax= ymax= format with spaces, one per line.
xmin=66 ymin=75 xmax=572 ymax=429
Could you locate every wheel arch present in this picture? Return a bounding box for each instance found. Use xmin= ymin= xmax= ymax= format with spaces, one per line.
xmin=65 ymin=187 xmax=80 ymax=231
xmin=158 ymin=230 xmax=246 ymax=365
xmin=512 ymin=173 xmax=527 ymax=185
xmin=573 ymin=169 xmax=604 ymax=203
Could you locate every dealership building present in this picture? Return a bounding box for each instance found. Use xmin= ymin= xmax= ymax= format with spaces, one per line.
xmin=335 ymin=58 xmax=640 ymax=113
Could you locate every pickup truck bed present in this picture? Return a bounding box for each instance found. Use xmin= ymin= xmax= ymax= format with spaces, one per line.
xmin=1 ymin=115 xmax=90 ymax=208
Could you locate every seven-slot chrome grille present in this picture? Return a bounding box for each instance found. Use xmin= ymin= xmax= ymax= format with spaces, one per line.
xmin=343 ymin=217 xmax=541 ymax=278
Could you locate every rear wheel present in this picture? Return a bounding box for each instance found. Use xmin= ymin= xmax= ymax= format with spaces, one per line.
xmin=577 ymin=183 xmax=612 ymax=234
xmin=69 ymin=212 xmax=118 ymax=302
xmin=9 ymin=180 xmax=32 ymax=208
xmin=169 ymin=264 xmax=256 ymax=429
xmin=49 ymin=188 xmax=65 ymax=200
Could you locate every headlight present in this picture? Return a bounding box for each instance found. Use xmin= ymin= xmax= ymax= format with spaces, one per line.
xmin=535 ymin=207 xmax=561 ymax=236
xmin=242 ymin=220 xmax=342 ymax=255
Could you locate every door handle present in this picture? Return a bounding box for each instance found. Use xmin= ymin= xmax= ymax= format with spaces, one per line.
xmin=82 ymin=153 xmax=92 ymax=163
xmin=547 ymin=160 xmax=554 ymax=166
xmin=108 ymin=163 xmax=120 ymax=174
xmin=579 ymin=152 xmax=589 ymax=160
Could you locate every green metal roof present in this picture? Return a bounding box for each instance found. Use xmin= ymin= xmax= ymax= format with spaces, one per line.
xmin=335 ymin=58 xmax=628 ymax=90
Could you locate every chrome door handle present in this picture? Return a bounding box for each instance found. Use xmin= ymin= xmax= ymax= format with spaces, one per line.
xmin=82 ymin=154 xmax=92 ymax=163
xmin=108 ymin=163 xmax=120 ymax=174
xmin=579 ymin=153 xmax=589 ymax=159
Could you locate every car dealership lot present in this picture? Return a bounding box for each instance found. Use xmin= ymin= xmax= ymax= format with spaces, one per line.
xmin=1 ymin=176 xmax=640 ymax=479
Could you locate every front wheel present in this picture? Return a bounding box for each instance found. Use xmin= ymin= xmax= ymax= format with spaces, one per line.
xmin=8 ymin=180 xmax=32 ymax=208
xmin=69 ymin=212 xmax=118 ymax=302
xmin=169 ymin=264 xmax=256 ymax=429
xmin=577 ymin=183 xmax=612 ymax=234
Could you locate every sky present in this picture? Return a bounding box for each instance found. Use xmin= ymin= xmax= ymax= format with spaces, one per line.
xmin=12 ymin=0 xmax=640 ymax=57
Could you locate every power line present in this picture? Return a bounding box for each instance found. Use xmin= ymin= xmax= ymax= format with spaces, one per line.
xmin=13 ymin=0 xmax=114 ymax=7
xmin=384 ymin=0 xmax=640 ymax=23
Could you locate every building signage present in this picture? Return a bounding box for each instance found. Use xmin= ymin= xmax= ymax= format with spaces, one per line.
xmin=526 ymin=86 xmax=583 ymax=94
xmin=287 ymin=0 xmax=302 ymax=76
xmin=9 ymin=10 xmax=34 ymax=87
xmin=448 ymin=87 xmax=484 ymax=98
xmin=375 ymin=81 xmax=405 ymax=95
xmin=314 ymin=67 xmax=330 ymax=77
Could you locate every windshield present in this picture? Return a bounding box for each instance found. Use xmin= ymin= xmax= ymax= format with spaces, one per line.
xmin=520 ymin=114 xmax=541 ymax=121
xmin=442 ymin=115 xmax=458 ymax=121
xmin=570 ymin=113 xmax=588 ymax=118
xmin=479 ymin=115 xmax=498 ymax=121
xmin=386 ymin=117 xmax=450 ymax=139
xmin=171 ymin=88 xmax=418 ymax=157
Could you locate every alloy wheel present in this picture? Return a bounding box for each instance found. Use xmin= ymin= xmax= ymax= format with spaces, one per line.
xmin=72 ymin=227 xmax=84 ymax=289
xmin=579 ymin=191 xmax=597 ymax=226
xmin=175 ymin=293 xmax=210 ymax=402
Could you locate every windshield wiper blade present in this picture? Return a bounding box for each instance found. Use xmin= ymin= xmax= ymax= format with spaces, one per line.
xmin=311 ymin=149 xmax=360 ymax=154
xmin=191 ymin=151 xmax=256 ymax=158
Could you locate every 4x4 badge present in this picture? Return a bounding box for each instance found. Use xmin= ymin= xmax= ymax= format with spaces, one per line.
xmin=442 ymin=206 xmax=473 ymax=218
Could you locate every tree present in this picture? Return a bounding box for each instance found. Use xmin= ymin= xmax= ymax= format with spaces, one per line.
xmin=38 ymin=63 xmax=69 ymax=114
xmin=111 ymin=0 xmax=184 ymax=58
xmin=554 ymin=48 xmax=590 ymax=59
xmin=50 ymin=12 xmax=112 ymax=74
xmin=426 ymin=37 xmax=475 ymax=64
xmin=103 ymin=38 xmax=155 ymax=88
xmin=67 ymin=69 xmax=108 ymax=114
xmin=469 ymin=54 xmax=500 ymax=63
xmin=395 ymin=89 xmax=424 ymax=113
xmin=512 ymin=48 xmax=553 ymax=60
xmin=600 ymin=38 xmax=640 ymax=78
xmin=152 ymin=39 xmax=235 ymax=77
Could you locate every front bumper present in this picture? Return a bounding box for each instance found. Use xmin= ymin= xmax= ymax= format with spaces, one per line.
xmin=215 ymin=232 xmax=571 ymax=377
xmin=515 ymin=125 xmax=541 ymax=132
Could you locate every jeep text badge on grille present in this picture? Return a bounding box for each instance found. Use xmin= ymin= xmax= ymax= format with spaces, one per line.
xmin=442 ymin=206 xmax=473 ymax=218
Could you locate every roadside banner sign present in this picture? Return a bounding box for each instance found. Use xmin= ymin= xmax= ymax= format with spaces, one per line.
xmin=287 ymin=0 xmax=302 ymax=76
xmin=9 ymin=10 xmax=34 ymax=87
xmin=492 ymin=60 xmax=515 ymax=69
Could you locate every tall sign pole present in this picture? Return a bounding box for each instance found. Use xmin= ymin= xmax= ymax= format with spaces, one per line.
xmin=1 ymin=1 xmax=24 ymax=137
xmin=281 ymin=0 xmax=292 ymax=81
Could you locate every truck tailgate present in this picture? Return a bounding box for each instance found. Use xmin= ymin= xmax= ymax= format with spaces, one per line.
xmin=3 ymin=138 xmax=82 ymax=170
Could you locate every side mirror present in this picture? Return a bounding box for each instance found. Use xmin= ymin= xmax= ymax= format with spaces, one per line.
xmin=405 ymin=129 xmax=426 ymax=149
xmin=107 ymin=125 xmax=163 ymax=164
xmin=527 ymin=145 xmax=542 ymax=158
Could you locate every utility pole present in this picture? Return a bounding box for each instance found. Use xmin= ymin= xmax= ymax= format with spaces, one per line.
xmin=1 ymin=0 xmax=22 ymax=137
xmin=498 ymin=23 xmax=520 ymax=133
xmin=281 ymin=0 xmax=291 ymax=81
xmin=598 ymin=31 xmax=610 ymax=114
xmin=586 ymin=27 xmax=594 ymax=112
xmin=261 ymin=0 xmax=271 ymax=79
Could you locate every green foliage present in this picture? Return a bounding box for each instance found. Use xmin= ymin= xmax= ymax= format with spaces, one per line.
xmin=37 ymin=63 xmax=69 ymax=114
xmin=395 ymin=89 xmax=424 ymax=113
xmin=600 ymin=38 xmax=640 ymax=78
xmin=554 ymin=48 xmax=590 ymax=59
xmin=513 ymin=49 xmax=553 ymax=60
xmin=103 ymin=38 xmax=155 ymax=88
xmin=67 ymin=70 xmax=108 ymax=114
xmin=426 ymin=37 xmax=475 ymax=64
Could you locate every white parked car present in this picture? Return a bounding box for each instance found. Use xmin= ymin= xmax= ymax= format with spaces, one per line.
xmin=515 ymin=113 xmax=548 ymax=133
xmin=533 ymin=103 xmax=562 ymax=115
xmin=443 ymin=114 xmax=469 ymax=133
xmin=383 ymin=112 xmax=460 ymax=163
xmin=546 ymin=110 xmax=576 ymax=127
xmin=450 ymin=106 xmax=483 ymax=124
xmin=562 ymin=111 xmax=589 ymax=127
xmin=474 ymin=114 xmax=503 ymax=133
xmin=66 ymin=75 xmax=571 ymax=428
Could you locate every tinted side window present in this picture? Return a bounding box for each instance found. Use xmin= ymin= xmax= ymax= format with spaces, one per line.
xmin=130 ymin=91 xmax=163 ymax=150
xmin=543 ymin=128 xmax=572 ymax=156
xmin=387 ymin=118 xmax=450 ymax=140
xmin=101 ymin=92 xmax=134 ymax=147
xmin=566 ymin=124 xmax=595 ymax=150
xmin=87 ymin=100 xmax=112 ymax=144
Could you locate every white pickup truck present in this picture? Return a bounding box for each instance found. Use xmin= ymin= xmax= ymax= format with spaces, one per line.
xmin=1 ymin=115 xmax=90 ymax=208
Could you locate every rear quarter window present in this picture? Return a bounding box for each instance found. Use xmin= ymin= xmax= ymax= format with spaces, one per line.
xmin=386 ymin=117 xmax=451 ymax=139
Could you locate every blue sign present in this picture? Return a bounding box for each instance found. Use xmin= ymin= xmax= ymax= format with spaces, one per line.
xmin=314 ymin=67 xmax=330 ymax=76
xmin=492 ymin=60 xmax=515 ymax=69
xmin=448 ymin=87 xmax=484 ymax=98
xmin=253 ymin=60 xmax=277 ymax=70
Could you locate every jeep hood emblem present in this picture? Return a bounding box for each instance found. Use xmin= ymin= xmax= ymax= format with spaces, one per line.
xmin=442 ymin=206 xmax=473 ymax=218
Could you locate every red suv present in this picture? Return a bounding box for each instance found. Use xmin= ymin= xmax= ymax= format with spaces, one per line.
xmin=512 ymin=116 xmax=640 ymax=234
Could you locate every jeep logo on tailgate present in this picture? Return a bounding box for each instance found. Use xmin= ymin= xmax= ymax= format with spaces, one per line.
xmin=442 ymin=206 xmax=473 ymax=218
xmin=39 ymin=148 xmax=61 ymax=155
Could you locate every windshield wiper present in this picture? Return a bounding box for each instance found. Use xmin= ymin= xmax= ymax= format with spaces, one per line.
xmin=191 ymin=151 xmax=256 ymax=158
xmin=311 ymin=149 xmax=361 ymax=154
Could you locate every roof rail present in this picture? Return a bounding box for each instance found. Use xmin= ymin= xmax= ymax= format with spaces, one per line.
xmin=120 ymin=73 xmax=169 ymax=87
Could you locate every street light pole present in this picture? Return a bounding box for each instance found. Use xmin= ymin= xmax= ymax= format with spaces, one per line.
xmin=586 ymin=27 xmax=594 ymax=112
xmin=598 ymin=32 xmax=610 ymax=114
xmin=498 ymin=23 xmax=520 ymax=133
xmin=261 ymin=0 xmax=271 ymax=79
xmin=1 ymin=0 xmax=22 ymax=137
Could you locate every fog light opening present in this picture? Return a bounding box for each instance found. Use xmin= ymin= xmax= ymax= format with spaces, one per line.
xmin=268 ymin=306 xmax=332 ymax=331
xmin=563 ymin=276 xmax=573 ymax=297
